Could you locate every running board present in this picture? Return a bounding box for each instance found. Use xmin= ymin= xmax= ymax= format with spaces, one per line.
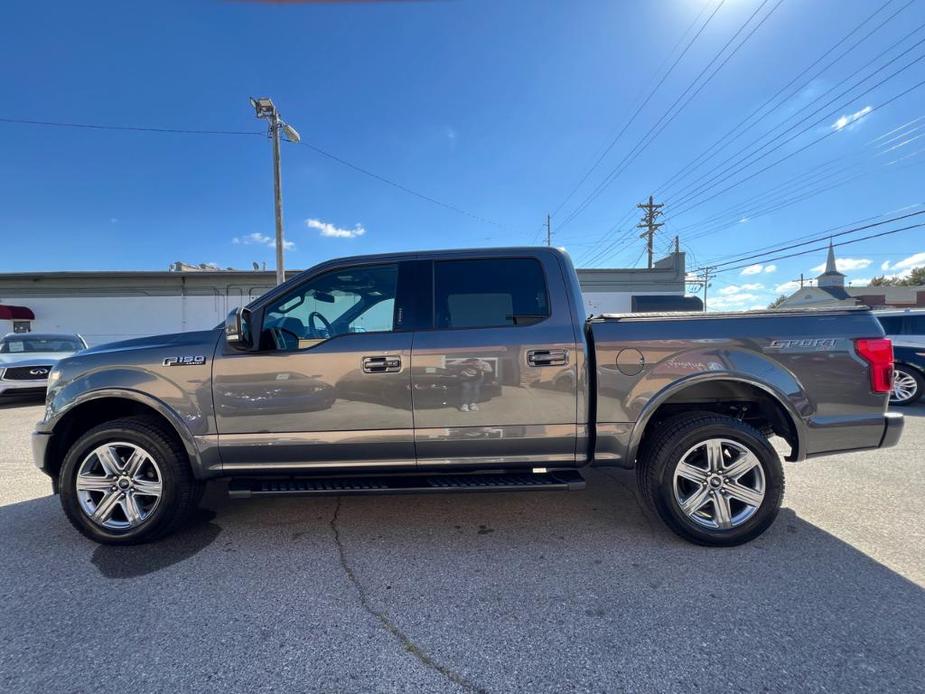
xmin=228 ymin=470 xmax=586 ymax=499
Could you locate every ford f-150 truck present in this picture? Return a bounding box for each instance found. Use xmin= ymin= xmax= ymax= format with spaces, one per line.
xmin=33 ymin=247 xmax=903 ymax=546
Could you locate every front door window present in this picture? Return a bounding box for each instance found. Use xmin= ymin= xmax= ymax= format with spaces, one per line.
xmin=263 ymin=264 xmax=399 ymax=350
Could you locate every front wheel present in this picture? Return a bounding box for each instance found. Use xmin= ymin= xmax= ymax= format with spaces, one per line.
xmin=890 ymin=366 xmax=923 ymax=406
xmin=59 ymin=417 xmax=202 ymax=545
xmin=637 ymin=413 xmax=785 ymax=546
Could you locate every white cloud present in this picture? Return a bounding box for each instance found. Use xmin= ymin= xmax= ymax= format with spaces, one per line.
xmin=739 ymin=217 xmax=749 ymax=224
xmin=810 ymin=257 xmax=871 ymax=273
xmin=775 ymin=280 xmax=802 ymax=294
xmin=881 ymin=260 xmax=891 ymax=271
xmin=306 ymin=218 xmax=366 ymax=239
xmin=876 ymin=251 xmax=925 ymax=281
xmin=740 ymin=264 xmax=764 ymax=276
xmin=720 ymin=283 xmax=764 ymax=295
xmin=891 ymin=251 xmax=925 ymax=271
xmin=709 ymin=293 xmax=760 ymax=310
xmin=232 ymin=232 xmax=294 ymax=250
xmin=763 ymin=264 xmax=777 ymax=273
xmin=832 ymin=105 xmax=872 ymax=131
xmin=846 ymin=277 xmax=872 ymax=286
xmin=445 ymin=126 xmax=457 ymax=141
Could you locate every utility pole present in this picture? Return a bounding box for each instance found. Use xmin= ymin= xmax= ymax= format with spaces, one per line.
xmin=249 ymin=97 xmax=301 ymax=286
xmin=545 ymin=213 xmax=552 ymax=247
xmin=637 ymin=195 xmax=664 ymax=269
xmin=701 ymin=266 xmax=715 ymax=312
xmin=674 ymin=235 xmax=680 ymax=254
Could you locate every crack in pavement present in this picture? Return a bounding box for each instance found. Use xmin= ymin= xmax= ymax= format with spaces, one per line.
xmin=328 ymin=497 xmax=487 ymax=694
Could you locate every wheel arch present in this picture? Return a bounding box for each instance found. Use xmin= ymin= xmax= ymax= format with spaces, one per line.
xmin=43 ymin=390 xmax=208 ymax=484
xmin=627 ymin=374 xmax=806 ymax=466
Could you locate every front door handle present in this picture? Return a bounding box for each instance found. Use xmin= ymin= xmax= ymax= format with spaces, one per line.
xmin=527 ymin=349 xmax=569 ymax=367
xmin=363 ymin=355 xmax=401 ymax=373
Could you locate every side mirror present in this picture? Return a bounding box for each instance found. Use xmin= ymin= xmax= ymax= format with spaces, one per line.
xmin=225 ymin=307 xmax=252 ymax=349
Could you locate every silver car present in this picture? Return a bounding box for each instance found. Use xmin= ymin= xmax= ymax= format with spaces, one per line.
xmin=0 ymin=333 xmax=87 ymax=397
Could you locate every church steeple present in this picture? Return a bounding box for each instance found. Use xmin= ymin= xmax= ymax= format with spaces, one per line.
xmin=817 ymin=240 xmax=845 ymax=288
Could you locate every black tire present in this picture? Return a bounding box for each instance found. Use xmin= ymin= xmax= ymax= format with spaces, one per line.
xmin=636 ymin=413 xmax=784 ymax=547
xmin=59 ymin=417 xmax=203 ymax=545
xmin=890 ymin=365 xmax=924 ymax=406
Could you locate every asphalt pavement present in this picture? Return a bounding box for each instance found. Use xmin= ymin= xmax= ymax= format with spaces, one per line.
xmin=0 ymin=394 xmax=923 ymax=693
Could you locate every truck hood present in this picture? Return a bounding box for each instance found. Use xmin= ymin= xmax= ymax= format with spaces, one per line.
xmin=79 ymin=330 xmax=220 ymax=357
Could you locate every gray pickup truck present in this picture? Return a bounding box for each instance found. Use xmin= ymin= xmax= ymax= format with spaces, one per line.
xmin=33 ymin=247 xmax=902 ymax=546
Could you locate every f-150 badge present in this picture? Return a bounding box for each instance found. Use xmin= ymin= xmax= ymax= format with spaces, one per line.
xmin=163 ymin=355 xmax=206 ymax=367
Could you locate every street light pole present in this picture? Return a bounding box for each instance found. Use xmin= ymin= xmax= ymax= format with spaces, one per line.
xmin=270 ymin=110 xmax=285 ymax=286
xmin=250 ymin=97 xmax=301 ymax=286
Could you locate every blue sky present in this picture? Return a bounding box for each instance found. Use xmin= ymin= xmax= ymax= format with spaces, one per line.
xmin=1 ymin=0 xmax=923 ymax=310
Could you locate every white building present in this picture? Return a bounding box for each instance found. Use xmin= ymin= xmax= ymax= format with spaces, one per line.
xmin=0 ymin=252 xmax=700 ymax=346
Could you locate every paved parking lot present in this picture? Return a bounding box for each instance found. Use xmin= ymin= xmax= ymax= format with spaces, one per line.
xmin=1 ymin=395 xmax=923 ymax=693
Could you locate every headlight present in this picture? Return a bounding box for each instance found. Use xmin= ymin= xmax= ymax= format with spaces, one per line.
xmin=46 ymin=367 xmax=61 ymax=387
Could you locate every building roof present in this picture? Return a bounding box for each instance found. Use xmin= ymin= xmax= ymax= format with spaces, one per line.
xmin=818 ymin=286 xmax=852 ymax=300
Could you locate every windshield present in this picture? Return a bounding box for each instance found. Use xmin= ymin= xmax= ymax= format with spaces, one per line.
xmin=0 ymin=336 xmax=85 ymax=354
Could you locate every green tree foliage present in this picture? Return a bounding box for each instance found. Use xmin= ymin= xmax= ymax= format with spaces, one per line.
xmin=767 ymin=295 xmax=787 ymax=309
xmin=868 ymin=266 xmax=925 ymax=287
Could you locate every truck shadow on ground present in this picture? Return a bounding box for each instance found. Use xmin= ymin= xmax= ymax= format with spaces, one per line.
xmin=1 ymin=469 xmax=923 ymax=691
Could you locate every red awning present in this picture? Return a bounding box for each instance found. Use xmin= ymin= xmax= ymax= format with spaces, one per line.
xmin=0 ymin=305 xmax=35 ymax=320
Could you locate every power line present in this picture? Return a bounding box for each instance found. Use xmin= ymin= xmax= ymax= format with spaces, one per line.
xmin=548 ymin=0 xmax=725 ymax=221
xmin=557 ymin=0 xmax=781 ymax=236
xmin=707 ymin=219 xmax=925 ymax=275
xmin=0 ymin=116 xmax=262 ymax=136
xmin=697 ymin=209 xmax=925 ymax=271
xmin=677 ymin=138 xmax=925 ymax=242
xmin=697 ymin=203 xmax=923 ymax=266
xmin=667 ymin=24 xmax=925 ymax=212
xmin=714 ymin=222 xmax=925 ymax=275
xmin=0 ymin=115 xmax=507 ymax=230
xmin=668 ymin=74 xmax=925 ymax=218
xmin=589 ymin=0 xmax=911 ymax=266
xmin=654 ymin=0 xmax=909 ymax=198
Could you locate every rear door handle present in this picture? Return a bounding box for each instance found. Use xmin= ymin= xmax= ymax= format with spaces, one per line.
xmin=363 ymin=355 xmax=401 ymax=373
xmin=527 ymin=349 xmax=569 ymax=367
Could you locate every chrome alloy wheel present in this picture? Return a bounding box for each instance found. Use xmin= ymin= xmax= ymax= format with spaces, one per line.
xmin=75 ymin=442 xmax=163 ymax=531
xmin=891 ymin=369 xmax=919 ymax=403
xmin=672 ymin=438 xmax=766 ymax=530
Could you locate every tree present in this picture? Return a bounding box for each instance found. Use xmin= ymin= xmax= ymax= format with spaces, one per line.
xmin=868 ymin=266 xmax=925 ymax=287
xmin=767 ymin=295 xmax=787 ymax=309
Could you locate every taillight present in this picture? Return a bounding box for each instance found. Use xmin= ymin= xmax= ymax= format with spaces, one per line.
xmin=854 ymin=337 xmax=893 ymax=394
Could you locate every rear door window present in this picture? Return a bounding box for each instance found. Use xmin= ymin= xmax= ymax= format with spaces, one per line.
xmin=434 ymin=258 xmax=549 ymax=329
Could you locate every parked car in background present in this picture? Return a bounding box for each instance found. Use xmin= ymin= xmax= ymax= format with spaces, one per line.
xmin=0 ymin=333 xmax=87 ymax=397
xmin=874 ymin=309 xmax=925 ymax=406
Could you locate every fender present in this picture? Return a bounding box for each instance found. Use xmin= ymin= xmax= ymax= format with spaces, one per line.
xmin=624 ymin=368 xmax=810 ymax=466
xmin=41 ymin=385 xmax=217 ymax=480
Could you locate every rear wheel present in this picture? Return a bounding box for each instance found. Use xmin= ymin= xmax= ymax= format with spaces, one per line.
xmin=890 ymin=366 xmax=923 ymax=406
xmin=59 ymin=417 xmax=202 ymax=545
xmin=637 ymin=413 xmax=784 ymax=546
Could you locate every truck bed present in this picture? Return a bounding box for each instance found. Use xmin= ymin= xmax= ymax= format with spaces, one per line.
xmin=590 ymin=306 xmax=869 ymax=322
